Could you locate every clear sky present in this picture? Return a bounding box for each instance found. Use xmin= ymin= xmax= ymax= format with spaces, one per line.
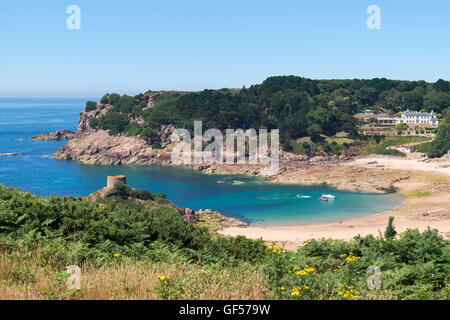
xmin=1 ymin=0 xmax=449 ymax=97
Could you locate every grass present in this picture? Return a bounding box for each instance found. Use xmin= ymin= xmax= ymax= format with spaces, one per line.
xmin=0 ymin=248 xmax=268 ymax=300
xmin=325 ymin=137 xmax=356 ymax=145
xmin=382 ymin=136 xmax=431 ymax=145
xmin=414 ymin=142 xmax=433 ymax=154
xmin=363 ymin=136 xmax=431 ymax=157
xmin=405 ymin=190 xmax=432 ymax=198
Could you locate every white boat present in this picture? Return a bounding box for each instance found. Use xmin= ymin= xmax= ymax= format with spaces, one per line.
xmin=297 ymin=194 xmax=311 ymax=199
xmin=321 ymin=194 xmax=336 ymax=199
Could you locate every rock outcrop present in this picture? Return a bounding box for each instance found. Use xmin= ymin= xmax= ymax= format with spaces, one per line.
xmin=53 ymin=130 xmax=172 ymax=165
xmin=32 ymin=129 xmax=76 ymax=141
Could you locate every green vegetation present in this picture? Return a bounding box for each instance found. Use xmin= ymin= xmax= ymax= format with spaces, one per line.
xmin=105 ymin=181 xmax=154 ymax=200
xmin=90 ymin=112 xmax=130 ymax=136
xmin=85 ymin=77 xmax=449 ymax=156
xmin=84 ymin=101 xmax=97 ymax=112
xmin=405 ymin=190 xmax=432 ymax=198
xmin=384 ymin=216 xmax=397 ymax=240
xmin=0 ymin=184 xmax=266 ymax=267
xmin=124 ymin=122 xmax=143 ymax=137
xmin=395 ymin=123 xmax=408 ymax=131
xmin=266 ymin=227 xmax=449 ymax=300
xmin=414 ymin=142 xmax=433 ymax=154
xmin=418 ymin=110 xmax=450 ymax=158
xmin=0 ymin=184 xmax=448 ymax=300
xmin=363 ymin=136 xmax=431 ymax=157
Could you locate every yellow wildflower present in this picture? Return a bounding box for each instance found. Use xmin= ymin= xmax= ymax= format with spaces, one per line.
xmin=296 ymin=270 xmax=307 ymax=276
xmin=291 ymin=291 xmax=300 ymax=296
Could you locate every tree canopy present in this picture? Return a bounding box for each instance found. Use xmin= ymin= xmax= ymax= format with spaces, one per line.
xmin=86 ymin=76 xmax=449 ymax=148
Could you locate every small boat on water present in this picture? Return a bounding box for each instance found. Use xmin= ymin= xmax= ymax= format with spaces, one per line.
xmin=321 ymin=194 xmax=336 ymax=199
xmin=320 ymin=197 xmax=328 ymax=201
xmin=296 ymin=194 xmax=311 ymax=199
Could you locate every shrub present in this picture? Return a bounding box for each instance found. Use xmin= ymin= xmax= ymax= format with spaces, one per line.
xmin=85 ymin=101 xmax=97 ymax=112
xmin=100 ymin=95 xmax=109 ymax=104
xmin=384 ymin=216 xmax=397 ymax=240
xmin=108 ymin=93 xmax=120 ymax=105
xmin=0 ymin=185 xmax=267 ymax=267
xmin=124 ymin=122 xmax=143 ymax=137
xmin=92 ymin=112 xmax=130 ymax=135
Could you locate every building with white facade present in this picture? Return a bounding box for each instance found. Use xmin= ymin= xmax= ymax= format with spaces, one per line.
xmin=397 ymin=109 xmax=440 ymax=126
xmin=376 ymin=109 xmax=440 ymax=126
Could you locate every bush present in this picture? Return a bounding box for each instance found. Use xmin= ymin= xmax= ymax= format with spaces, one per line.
xmin=426 ymin=116 xmax=450 ymax=158
xmin=264 ymin=223 xmax=449 ymax=300
xmin=108 ymin=93 xmax=120 ymax=105
xmin=100 ymin=95 xmax=109 ymax=104
xmin=395 ymin=123 xmax=407 ymax=131
xmin=124 ymin=122 xmax=143 ymax=137
xmin=0 ymin=185 xmax=267 ymax=267
xmin=105 ymin=181 xmax=131 ymax=199
xmin=384 ymin=216 xmax=397 ymax=240
xmin=91 ymin=112 xmax=130 ymax=135
xmin=85 ymin=101 xmax=97 ymax=112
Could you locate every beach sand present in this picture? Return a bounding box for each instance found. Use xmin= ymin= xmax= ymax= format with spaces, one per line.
xmin=218 ymin=155 xmax=450 ymax=243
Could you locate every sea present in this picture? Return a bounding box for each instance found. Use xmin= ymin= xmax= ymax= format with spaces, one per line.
xmin=0 ymin=98 xmax=404 ymax=226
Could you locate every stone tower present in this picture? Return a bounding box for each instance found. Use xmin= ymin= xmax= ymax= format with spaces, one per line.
xmin=106 ymin=175 xmax=126 ymax=189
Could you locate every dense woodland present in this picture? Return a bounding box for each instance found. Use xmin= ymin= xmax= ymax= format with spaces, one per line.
xmin=0 ymin=184 xmax=448 ymax=300
xmin=85 ymin=76 xmax=450 ymax=157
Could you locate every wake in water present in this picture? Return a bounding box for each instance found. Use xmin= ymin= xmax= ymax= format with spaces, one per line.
xmin=258 ymin=193 xmax=306 ymax=200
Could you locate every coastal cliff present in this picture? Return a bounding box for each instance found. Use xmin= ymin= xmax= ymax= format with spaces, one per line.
xmin=53 ymin=129 xmax=172 ymax=165
xmin=53 ymin=92 xmax=176 ymax=165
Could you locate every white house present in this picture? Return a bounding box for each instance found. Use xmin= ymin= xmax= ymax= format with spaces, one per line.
xmin=376 ymin=109 xmax=440 ymax=126
xmin=397 ymin=109 xmax=439 ymax=126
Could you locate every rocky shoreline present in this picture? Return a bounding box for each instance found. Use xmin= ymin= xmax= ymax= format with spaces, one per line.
xmin=52 ymin=127 xmax=403 ymax=193
xmin=50 ymin=101 xmax=416 ymax=194
xmin=182 ymin=208 xmax=248 ymax=231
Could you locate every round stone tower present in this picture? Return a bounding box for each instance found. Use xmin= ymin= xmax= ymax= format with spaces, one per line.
xmin=106 ymin=175 xmax=126 ymax=189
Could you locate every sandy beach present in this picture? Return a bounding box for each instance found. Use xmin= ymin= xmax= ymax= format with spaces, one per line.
xmin=218 ymin=155 xmax=450 ymax=242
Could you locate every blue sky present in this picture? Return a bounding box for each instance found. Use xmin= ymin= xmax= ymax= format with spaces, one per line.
xmin=1 ymin=0 xmax=449 ymax=97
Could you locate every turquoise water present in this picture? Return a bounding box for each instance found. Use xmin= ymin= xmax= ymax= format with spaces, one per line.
xmin=0 ymin=98 xmax=404 ymax=226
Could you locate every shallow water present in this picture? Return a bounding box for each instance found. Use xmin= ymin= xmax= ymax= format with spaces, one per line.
xmin=0 ymin=98 xmax=404 ymax=226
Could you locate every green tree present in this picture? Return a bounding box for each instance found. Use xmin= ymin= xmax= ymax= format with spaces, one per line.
xmin=85 ymin=101 xmax=97 ymax=112
xmin=395 ymin=123 xmax=407 ymax=131
xmin=384 ymin=216 xmax=397 ymax=240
